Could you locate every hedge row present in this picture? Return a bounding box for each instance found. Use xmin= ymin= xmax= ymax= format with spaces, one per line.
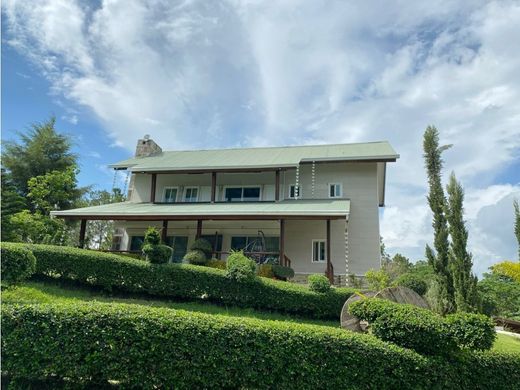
xmin=6 ymin=243 xmax=354 ymax=319
xmin=0 ymin=242 xmax=36 ymax=285
xmin=3 ymin=302 xmax=519 ymax=389
xmin=349 ymin=298 xmax=496 ymax=355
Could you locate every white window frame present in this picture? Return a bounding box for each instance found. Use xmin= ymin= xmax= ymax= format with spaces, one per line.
xmin=311 ymin=239 xmax=327 ymax=263
xmin=222 ymin=185 xmax=262 ymax=202
xmin=328 ymin=183 xmax=343 ymax=198
xmin=183 ymin=186 xmax=199 ymax=202
xmin=288 ymin=184 xmax=301 ymax=199
xmin=162 ymin=186 xmax=179 ymax=203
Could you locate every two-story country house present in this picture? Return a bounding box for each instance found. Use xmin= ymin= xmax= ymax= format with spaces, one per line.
xmin=53 ymin=137 xmax=399 ymax=285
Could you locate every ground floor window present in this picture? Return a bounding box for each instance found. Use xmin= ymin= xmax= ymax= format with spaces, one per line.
xmin=129 ymin=236 xmax=145 ymax=251
xmin=164 ymin=236 xmax=189 ymax=263
xmin=312 ymin=239 xmax=326 ymax=262
xmin=231 ymin=236 xmax=279 ymax=252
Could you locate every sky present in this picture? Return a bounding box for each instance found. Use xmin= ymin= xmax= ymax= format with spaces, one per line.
xmin=2 ymin=0 xmax=519 ymax=275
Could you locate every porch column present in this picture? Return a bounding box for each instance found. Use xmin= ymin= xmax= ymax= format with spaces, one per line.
xmin=326 ymin=219 xmax=333 ymax=284
xmin=275 ymin=170 xmax=280 ymax=201
xmin=196 ymin=219 xmax=202 ymax=239
xmin=161 ymin=220 xmax=168 ymax=243
xmin=279 ymin=219 xmax=285 ymax=266
xmin=150 ymin=173 xmax=157 ymax=203
xmin=211 ymin=172 xmax=217 ymax=203
xmin=79 ymin=219 xmax=87 ymax=248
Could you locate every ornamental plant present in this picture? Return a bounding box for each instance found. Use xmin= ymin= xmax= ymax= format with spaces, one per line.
xmin=308 ymin=274 xmax=331 ymax=293
xmin=0 ymin=242 xmax=36 ymax=285
xmin=142 ymin=227 xmax=172 ymax=264
xmin=226 ymin=250 xmax=256 ymax=282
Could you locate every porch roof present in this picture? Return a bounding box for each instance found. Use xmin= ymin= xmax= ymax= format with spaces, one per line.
xmin=51 ymin=200 xmax=350 ymax=221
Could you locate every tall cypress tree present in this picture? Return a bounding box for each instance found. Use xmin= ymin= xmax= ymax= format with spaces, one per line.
xmin=423 ymin=126 xmax=454 ymax=314
xmin=446 ymin=172 xmax=478 ymax=312
xmin=514 ymin=199 xmax=520 ymax=261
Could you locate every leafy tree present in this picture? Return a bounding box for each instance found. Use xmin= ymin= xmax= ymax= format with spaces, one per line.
xmin=382 ymin=253 xmax=412 ymax=281
xmin=2 ymin=117 xmax=76 ymax=197
xmin=1 ymin=169 xmax=26 ymax=241
xmin=423 ymin=125 xmax=454 ymax=314
xmin=82 ymin=189 xmax=126 ymax=249
xmin=514 ymin=199 xmax=520 ymax=261
xmin=491 ymin=261 xmax=520 ymax=283
xmin=8 ymin=210 xmax=68 ymax=244
xmin=446 ymin=172 xmax=479 ymax=312
xmin=365 ymin=268 xmax=390 ymax=291
xmin=478 ymin=272 xmax=520 ymax=320
xmin=27 ymin=167 xmax=84 ymax=215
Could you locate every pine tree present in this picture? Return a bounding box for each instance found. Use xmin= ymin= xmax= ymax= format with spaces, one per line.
xmin=423 ymin=125 xmax=454 ymax=314
xmin=446 ymin=172 xmax=479 ymax=312
xmin=514 ymin=199 xmax=520 ymax=261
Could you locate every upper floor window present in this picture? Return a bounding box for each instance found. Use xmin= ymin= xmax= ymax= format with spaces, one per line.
xmin=329 ymin=183 xmax=342 ymax=198
xmin=183 ymin=187 xmax=198 ymax=202
xmin=288 ymin=184 xmax=301 ymax=199
xmin=163 ymin=187 xmax=178 ymax=203
xmin=312 ymin=239 xmax=326 ymax=262
xmin=224 ymin=186 xmax=261 ymax=202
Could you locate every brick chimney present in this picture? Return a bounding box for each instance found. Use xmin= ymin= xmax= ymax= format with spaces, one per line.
xmin=135 ymin=135 xmax=162 ymax=157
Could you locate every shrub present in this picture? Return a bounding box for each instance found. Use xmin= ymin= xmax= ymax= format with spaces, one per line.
xmin=364 ymin=268 xmax=390 ymax=291
xmin=308 ymin=274 xmax=330 ymax=293
xmin=0 ymin=242 xmax=36 ymax=285
xmin=5 ymin=243 xmax=352 ymax=319
xmin=272 ymin=264 xmax=295 ymax=280
xmin=206 ymin=259 xmax=226 ymax=270
xmin=257 ymin=264 xmax=274 ymax=278
xmin=183 ymin=249 xmax=207 ymax=265
xmin=142 ymin=244 xmax=172 ymax=264
xmin=144 ymin=227 xmax=161 ymax=245
xmin=190 ymin=238 xmax=213 ymax=258
xmin=3 ymin=302 xmax=519 ymax=389
xmin=393 ymin=273 xmax=428 ymax=296
xmin=226 ymin=250 xmax=256 ymax=282
xmin=445 ymin=312 xmax=496 ymax=350
xmin=349 ymin=298 xmax=457 ymax=355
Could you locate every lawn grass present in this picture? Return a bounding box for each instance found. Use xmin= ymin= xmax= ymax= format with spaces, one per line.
xmin=493 ymin=333 xmax=520 ymax=354
xmin=1 ymin=279 xmax=339 ymax=328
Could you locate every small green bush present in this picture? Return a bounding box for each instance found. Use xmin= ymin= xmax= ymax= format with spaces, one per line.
xmin=364 ymin=268 xmax=390 ymax=291
xmin=257 ymin=264 xmax=274 ymax=278
xmin=272 ymin=264 xmax=295 ymax=280
xmin=308 ymin=274 xmax=330 ymax=293
xmin=144 ymin=227 xmax=161 ymax=245
xmin=349 ymin=298 xmax=457 ymax=355
xmin=183 ymin=249 xmax=207 ymax=265
xmin=142 ymin=244 xmax=172 ymax=264
xmin=3 ymin=302 xmax=519 ymax=389
xmin=5 ymin=243 xmax=352 ymax=319
xmin=206 ymin=259 xmax=226 ymax=270
xmin=190 ymin=238 xmax=213 ymax=258
xmin=226 ymin=250 xmax=256 ymax=282
xmin=0 ymin=242 xmax=36 ymax=285
xmin=445 ymin=312 xmax=496 ymax=351
xmin=393 ymin=273 xmax=428 ymax=296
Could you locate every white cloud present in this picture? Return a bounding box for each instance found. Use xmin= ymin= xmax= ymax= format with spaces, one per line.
xmin=3 ymin=0 xmax=520 ymax=273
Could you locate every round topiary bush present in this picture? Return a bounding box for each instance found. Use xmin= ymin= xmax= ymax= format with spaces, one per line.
xmin=183 ymin=250 xmax=208 ymax=266
xmin=272 ymin=264 xmax=295 ymax=280
xmin=308 ymin=274 xmax=331 ymax=293
xmin=144 ymin=227 xmax=161 ymax=245
xmin=1 ymin=242 xmax=37 ymax=285
xmin=393 ymin=273 xmax=428 ymax=296
xmin=226 ymin=250 xmax=256 ymax=282
xmin=142 ymin=244 xmax=172 ymax=264
xmin=190 ymin=238 xmax=213 ymax=258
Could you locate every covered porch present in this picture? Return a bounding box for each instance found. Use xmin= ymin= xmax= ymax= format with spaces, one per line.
xmin=52 ymin=200 xmax=350 ymax=283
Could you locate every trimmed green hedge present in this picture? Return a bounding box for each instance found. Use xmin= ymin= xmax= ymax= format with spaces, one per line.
xmin=349 ymin=298 xmax=456 ymax=355
xmin=7 ymin=243 xmax=353 ymax=319
xmin=445 ymin=312 xmax=496 ymax=350
xmin=2 ymin=302 xmax=519 ymax=389
xmin=349 ymin=298 xmax=496 ymax=355
xmin=0 ymin=242 xmax=36 ymax=285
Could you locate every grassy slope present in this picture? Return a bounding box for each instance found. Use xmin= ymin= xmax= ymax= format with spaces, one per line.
xmin=493 ymin=333 xmax=520 ymax=354
xmin=1 ymin=279 xmax=338 ymax=328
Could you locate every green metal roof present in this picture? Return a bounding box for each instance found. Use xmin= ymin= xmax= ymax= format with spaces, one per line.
xmin=51 ymin=200 xmax=350 ymax=220
xmin=110 ymin=141 xmax=399 ymax=171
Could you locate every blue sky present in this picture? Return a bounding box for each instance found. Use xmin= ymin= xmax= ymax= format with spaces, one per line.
xmin=2 ymin=0 xmax=519 ymax=274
